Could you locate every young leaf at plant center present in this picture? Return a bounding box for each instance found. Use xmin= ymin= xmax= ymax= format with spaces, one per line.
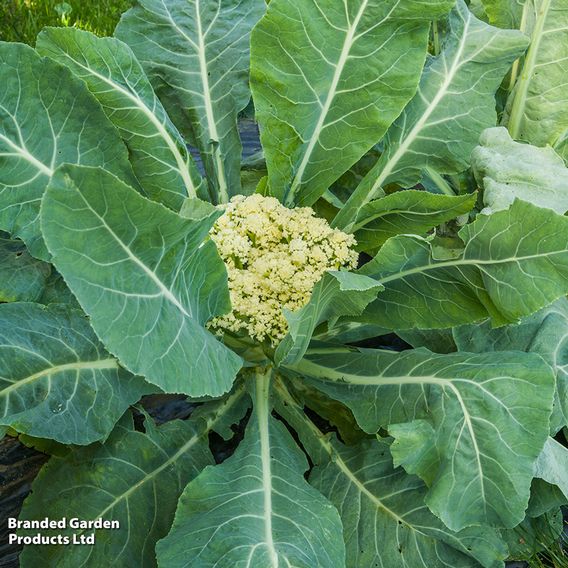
xmin=453 ymin=298 xmax=568 ymax=433
xmin=472 ymin=127 xmax=568 ymax=214
xmin=504 ymin=0 xmax=568 ymax=149
xmin=251 ymin=0 xmax=455 ymax=207
xmin=36 ymin=28 xmax=205 ymax=210
xmin=534 ymin=437 xmax=568 ymax=501
xmin=357 ymin=200 xmax=568 ymax=330
xmin=0 ymin=303 xmax=149 ymax=445
xmin=289 ymin=346 xmax=555 ymax=530
xmin=275 ymin=382 xmax=508 ymax=568
xmin=334 ymin=0 xmax=528 ymax=231
xmin=41 ymin=165 xmax=242 ymax=397
xmin=0 ymin=42 xmax=136 ymax=259
xmin=156 ymin=368 xmax=345 ymax=568
xmin=353 ymin=190 xmax=476 ymax=252
xmin=0 ymin=237 xmax=51 ymax=302
xmin=115 ymin=0 xmax=264 ymax=203
xmin=19 ymin=391 xmax=248 ymax=568
xmin=275 ymin=271 xmax=382 ymax=367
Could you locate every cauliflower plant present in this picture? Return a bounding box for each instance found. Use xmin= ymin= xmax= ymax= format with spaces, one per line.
xmin=209 ymin=194 xmax=358 ymax=344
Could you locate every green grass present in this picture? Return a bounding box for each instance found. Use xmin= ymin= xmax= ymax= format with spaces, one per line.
xmin=527 ymin=523 xmax=568 ymax=568
xmin=0 ymin=0 xmax=134 ymax=44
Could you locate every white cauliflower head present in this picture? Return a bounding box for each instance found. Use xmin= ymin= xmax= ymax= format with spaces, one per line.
xmin=208 ymin=194 xmax=358 ymax=344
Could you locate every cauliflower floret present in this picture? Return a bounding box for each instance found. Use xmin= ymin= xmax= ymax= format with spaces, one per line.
xmin=208 ymin=194 xmax=358 ymax=345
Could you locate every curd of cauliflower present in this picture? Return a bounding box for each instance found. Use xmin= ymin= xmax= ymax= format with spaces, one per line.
xmin=208 ymin=194 xmax=358 ymax=344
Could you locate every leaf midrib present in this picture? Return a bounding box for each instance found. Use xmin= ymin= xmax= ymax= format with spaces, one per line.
xmin=285 ymin=0 xmax=370 ymax=205
xmin=256 ymin=369 xmax=279 ymax=567
xmin=0 ymin=358 xmax=118 ymax=397
xmin=369 ymin=245 xmax=568 ymax=286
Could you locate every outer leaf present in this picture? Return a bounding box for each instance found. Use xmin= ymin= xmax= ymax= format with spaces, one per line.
xmin=36 ymin=28 xmax=204 ymax=209
xmin=156 ymin=368 xmax=345 ymax=568
xmin=353 ymin=190 xmax=476 ymax=252
xmin=0 ymin=237 xmax=51 ymax=302
xmin=290 ymin=346 xmax=554 ymax=530
xmin=275 ymin=271 xmax=382 ymax=367
xmin=0 ymin=42 xmax=135 ymax=259
xmin=0 ymin=303 xmax=148 ymax=445
xmin=453 ymin=298 xmax=568 ymax=433
xmin=358 ymin=200 xmax=568 ymax=330
xmin=275 ymin=382 xmax=508 ymax=568
xmin=19 ymin=391 xmax=247 ymax=568
xmin=472 ymin=127 xmax=568 ymax=214
xmin=251 ymin=0 xmax=454 ymax=207
xmin=41 ymin=165 xmax=242 ymax=397
xmin=334 ymin=0 xmax=528 ymax=230
xmin=115 ymin=0 xmax=263 ymax=203
xmin=505 ymin=0 xmax=568 ymax=148
xmin=534 ymin=437 xmax=568 ymax=500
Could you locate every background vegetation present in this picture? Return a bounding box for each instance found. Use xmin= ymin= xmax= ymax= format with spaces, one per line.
xmin=0 ymin=0 xmax=134 ymax=44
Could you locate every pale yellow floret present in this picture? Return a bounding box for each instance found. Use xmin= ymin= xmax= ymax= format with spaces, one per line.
xmin=208 ymin=194 xmax=358 ymax=345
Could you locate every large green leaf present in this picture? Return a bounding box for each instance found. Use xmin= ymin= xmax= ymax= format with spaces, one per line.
xmin=41 ymin=165 xmax=242 ymax=397
xmin=472 ymin=127 xmax=568 ymax=214
xmin=0 ymin=303 xmax=148 ymax=445
xmin=36 ymin=28 xmax=204 ymax=210
xmin=275 ymin=381 xmax=508 ymax=568
xmin=156 ymin=368 xmax=345 ymax=568
xmin=115 ymin=0 xmax=263 ymax=203
xmin=358 ymin=200 xmax=568 ymax=330
xmin=0 ymin=42 xmax=135 ymax=259
xmin=289 ymin=346 xmax=554 ymax=530
xmin=353 ymin=190 xmax=476 ymax=252
xmin=19 ymin=391 xmax=247 ymax=567
xmin=275 ymin=271 xmax=382 ymax=367
xmin=334 ymin=0 xmax=528 ymax=231
xmin=505 ymin=0 xmax=568 ymax=149
xmin=453 ymin=298 xmax=568 ymax=433
xmin=0 ymin=237 xmax=51 ymax=302
xmin=250 ymin=0 xmax=454 ymax=207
